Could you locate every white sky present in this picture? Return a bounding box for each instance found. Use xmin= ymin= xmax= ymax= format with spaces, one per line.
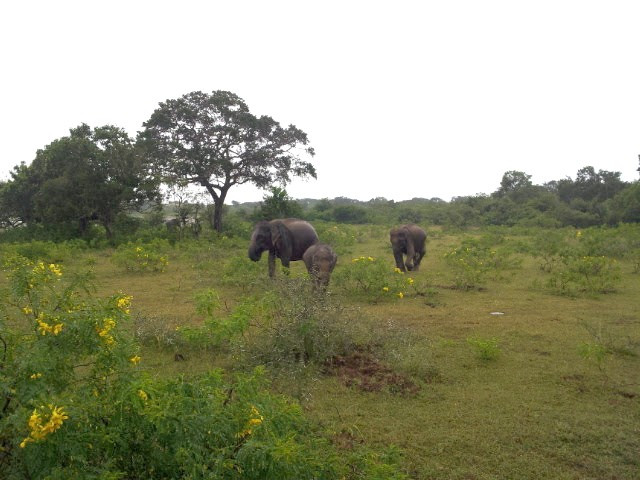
xmin=1 ymin=0 xmax=639 ymax=203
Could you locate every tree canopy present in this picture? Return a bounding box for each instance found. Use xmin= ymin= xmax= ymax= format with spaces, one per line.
xmin=140 ymin=90 xmax=316 ymax=231
xmin=1 ymin=124 xmax=156 ymax=238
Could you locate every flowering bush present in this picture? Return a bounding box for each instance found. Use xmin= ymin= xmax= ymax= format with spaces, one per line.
xmin=333 ymin=256 xmax=413 ymax=302
xmin=443 ymin=240 xmax=496 ymax=290
xmin=0 ymin=256 xmax=345 ymax=479
xmin=112 ymin=240 xmax=169 ymax=272
xmin=315 ymin=223 xmax=358 ymax=254
xmin=546 ymin=254 xmax=621 ymax=296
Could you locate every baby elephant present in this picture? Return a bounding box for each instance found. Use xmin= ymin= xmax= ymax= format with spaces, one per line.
xmin=390 ymin=224 xmax=427 ymax=272
xmin=303 ymin=243 xmax=338 ymax=290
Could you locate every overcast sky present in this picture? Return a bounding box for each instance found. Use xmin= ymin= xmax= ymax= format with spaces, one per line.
xmin=1 ymin=1 xmax=639 ymax=203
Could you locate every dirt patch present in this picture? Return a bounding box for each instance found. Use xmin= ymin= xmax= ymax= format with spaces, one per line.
xmin=324 ymin=348 xmax=420 ymax=396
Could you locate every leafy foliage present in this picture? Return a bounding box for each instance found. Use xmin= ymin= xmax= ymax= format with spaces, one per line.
xmin=0 ymin=257 xmax=346 ymax=479
xmin=140 ymin=90 xmax=315 ymax=231
xmin=111 ymin=240 xmax=170 ymax=273
xmin=1 ymin=124 xmax=157 ymax=239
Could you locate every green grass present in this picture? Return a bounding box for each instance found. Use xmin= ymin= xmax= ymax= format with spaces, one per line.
xmin=12 ymin=225 xmax=640 ymax=479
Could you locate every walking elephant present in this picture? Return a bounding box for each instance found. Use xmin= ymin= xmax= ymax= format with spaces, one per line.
xmin=303 ymin=243 xmax=338 ymax=290
xmin=390 ymin=224 xmax=427 ymax=272
xmin=248 ymin=219 xmax=319 ymax=277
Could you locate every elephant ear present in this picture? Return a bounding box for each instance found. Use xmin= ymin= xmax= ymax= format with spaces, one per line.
xmin=270 ymin=221 xmax=292 ymax=256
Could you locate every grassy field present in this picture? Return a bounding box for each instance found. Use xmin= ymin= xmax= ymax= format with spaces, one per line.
xmin=9 ymin=224 xmax=639 ymax=479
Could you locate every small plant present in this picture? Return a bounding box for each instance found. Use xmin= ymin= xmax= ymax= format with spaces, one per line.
xmin=578 ymin=342 xmax=609 ymax=373
xmin=315 ymin=223 xmax=358 ymax=254
xmin=237 ymin=278 xmax=361 ymax=374
xmin=467 ymin=336 xmax=501 ymax=361
xmin=175 ymin=288 xmax=256 ymax=351
xmin=112 ymin=240 xmax=169 ymax=272
xmin=546 ymin=254 xmax=621 ymax=296
xmin=444 ymin=240 xmax=494 ymax=290
xmin=332 ymin=255 xmax=409 ymax=302
xmin=221 ymin=254 xmax=266 ymax=290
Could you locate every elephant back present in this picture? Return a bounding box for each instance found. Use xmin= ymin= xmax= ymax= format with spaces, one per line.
xmin=274 ymin=218 xmax=319 ymax=261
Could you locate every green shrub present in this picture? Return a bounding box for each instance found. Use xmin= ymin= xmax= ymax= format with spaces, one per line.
xmin=467 ymin=337 xmax=501 ymax=361
xmin=221 ymin=254 xmax=266 ymax=290
xmin=0 ymin=256 xmax=343 ymax=479
xmin=315 ymin=223 xmax=358 ymax=254
xmin=237 ymin=278 xmax=362 ymax=374
xmin=332 ymin=255 xmax=413 ymax=302
xmin=546 ymin=254 xmax=621 ymax=296
xmin=111 ymin=240 xmax=170 ymax=273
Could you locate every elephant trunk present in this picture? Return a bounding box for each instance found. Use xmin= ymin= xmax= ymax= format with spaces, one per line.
xmin=248 ymin=244 xmax=263 ymax=262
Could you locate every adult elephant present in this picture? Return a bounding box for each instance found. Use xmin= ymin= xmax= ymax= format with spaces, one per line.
xmin=389 ymin=224 xmax=427 ymax=272
xmin=248 ymin=219 xmax=319 ymax=277
xmin=303 ymin=243 xmax=338 ymax=290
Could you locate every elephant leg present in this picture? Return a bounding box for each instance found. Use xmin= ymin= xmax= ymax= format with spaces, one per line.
xmin=413 ymin=251 xmax=425 ymax=271
xmin=393 ymin=250 xmax=406 ymax=272
xmin=268 ymin=252 xmax=276 ymax=278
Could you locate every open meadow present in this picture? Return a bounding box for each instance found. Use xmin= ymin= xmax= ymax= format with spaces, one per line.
xmin=1 ymin=223 xmax=639 ymax=479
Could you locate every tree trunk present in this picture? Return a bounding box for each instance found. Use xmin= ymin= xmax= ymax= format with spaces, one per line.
xmin=212 ymin=199 xmax=224 ymax=232
xmin=203 ymin=183 xmax=229 ymax=233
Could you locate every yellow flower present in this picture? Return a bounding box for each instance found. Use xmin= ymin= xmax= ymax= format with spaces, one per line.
xmin=30 ymin=373 xmax=42 ymax=380
xmin=21 ymin=405 xmax=68 ymax=448
xmin=52 ymin=323 xmax=64 ymax=335
xmin=130 ymin=355 xmax=141 ymax=365
xmin=37 ymin=317 xmax=52 ymax=335
xmin=116 ymin=294 xmax=132 ymax=314
xmin=397 ymin=292 xmax=404 ymax=299
xmin=382 ymin=287 xmax=389 ymax=292
xmin=367 ymin=256 xmax=374 ymax=261
xmin=394 ymin=267 xmax=403 ymax=274
xmin=22 ymin=306 xmax=33 ymax=315
xmin=137 ymin=389 xmax=148 ymax=401
xmin=407 ymin=277 xmax=414 ymax=285
xmin=48 ymin=264 xmax=62 ymax=277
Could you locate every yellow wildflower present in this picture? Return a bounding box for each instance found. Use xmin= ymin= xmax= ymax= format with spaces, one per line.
xmin=367 ymin=256 xmax=374 ymax=261
xmin=22 ymin=306 xmax=33 ymax=315
xmin=20 ymin=405 xmax=68 ymax=448
xmin=137 ymin=389 xmax=148 ymax=401
xmin=116 ymin=294 xmax=133 ymax=314
xmin=382 ymin=286 xmax=389 ymax=292
xmin=397 ymin=292 xmax=404 ymax=299
xmin=48 ymin=264 xmax=62 ymax=277
xmin=130 ymin=355 xmax=141 ymax=365
xmin=407 ymin=277 xmax=414 ymax=285
xmin=30 ymin=373 xmax=42 ymax=380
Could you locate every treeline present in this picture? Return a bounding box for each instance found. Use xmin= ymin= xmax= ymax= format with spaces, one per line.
xmin=231 ymin=167 xmax=640 ymax=229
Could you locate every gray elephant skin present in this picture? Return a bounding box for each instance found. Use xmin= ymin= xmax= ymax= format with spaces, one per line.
xmin=390 ymin=224 xmax=427 ymax=272
xmin=303 ymin=243 xmax=338 ymax=289
xmin=248 ymin=218 xmax=319 ymax=277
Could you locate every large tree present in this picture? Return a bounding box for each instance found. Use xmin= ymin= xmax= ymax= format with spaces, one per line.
xmin=139 ymin=90 xmax=316 ymax=231
xmin=4 ymin=124 xmax=157 ymax=238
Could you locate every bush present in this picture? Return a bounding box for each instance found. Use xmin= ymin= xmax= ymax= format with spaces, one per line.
xmin=333 ymin=255 xmax=415 ymax=302
xmin=236 ymin=278 xmax=361 ymax=373
xmin=111 ymin=240 xmax=170 ymax=273
xmin=0 ymin=256 xmax=345 ymax=479
xmin=546 ymin=254 xmax=621 ymax=296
